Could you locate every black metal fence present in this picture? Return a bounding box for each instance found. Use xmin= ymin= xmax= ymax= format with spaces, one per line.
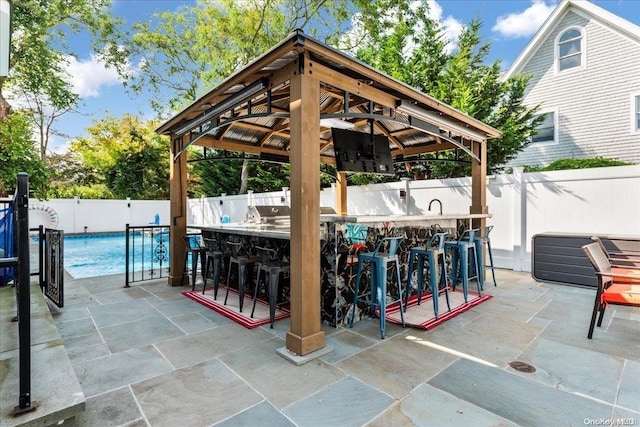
xmin=125 ymin=224 xmax=170 ymax=287
xmin=0 ymin=173 xmax=37 ymax=415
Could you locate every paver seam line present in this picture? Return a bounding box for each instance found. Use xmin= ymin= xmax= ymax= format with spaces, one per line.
xmin=146 ymin=296 xmax=194 ymax=336
xmin=128 ymin=384 xmax=152 ymax=426
xmin=571 ymin=390 xmax=618 ymax=418
xmin=613 ymin=358 xmax=639 ymax=414
xmin=525 ymin=296 xmax=552 ymax=324
xmin=86 ymin=301 xmax=111 ymax=357
xmin=151 ymin=343 xmax=178 ymax=370
xmin=215 ymin=353 xmax=282 ymax=424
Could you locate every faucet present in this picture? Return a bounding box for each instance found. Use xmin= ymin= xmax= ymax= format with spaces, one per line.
xmin=428 ymin=198 xmax=442 ymax=215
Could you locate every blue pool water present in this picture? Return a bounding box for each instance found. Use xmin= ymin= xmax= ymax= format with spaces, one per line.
xmin=63 ymin=233 xmax=170 ymax=279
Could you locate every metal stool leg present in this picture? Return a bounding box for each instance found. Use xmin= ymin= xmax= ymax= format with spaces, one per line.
xmin=406 ymin=249 xmax=416 ymax=310
xmin=469 ymin=245 xmax=482 ymax=295
xmin=349 ymin=257 xmax=365 ymax=328
xmin=211 ymin=255 xmax=222 ymax=298
xmin=459 ymin=246 xmax=469 ymax=303
xmin=428 ymin=251 xmax=439 ymax=319
xmin=393 ymin=259 xmax=405 ymax=327
xmin=439 ymin=252 xmax=451 ymax=312
xmin=487 ymin=239 xmax=497 ymax=286
xmin=268 ymin=269 xmax=279 ymax=328
xmin=238 ymin=263 xmax=247 ymax=312
xmin=416 ymin=254 xmax=426 ymax=305
xmin=251 ymin=264 xmax=264 ymax=318
xmin=224 ymin=260 xmax=235 ymax=305
xmin=190 ymin=251 xmax=199 ymax=291
xmin=376 ymin=259 xmax=386 ymax=338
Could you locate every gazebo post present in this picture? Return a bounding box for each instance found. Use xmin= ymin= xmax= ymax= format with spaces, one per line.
xmin=336 ymin=172 xmax=348 ymax=216
xmin=470 ymin=139 xmax=488 ymax=229
xmin=470 ymin=139 xmax=488 ymax=281
xmin=168 ymin=135 xmax=188 ymax=287
xmin=286 ymin=65 xmax=326 ymax=356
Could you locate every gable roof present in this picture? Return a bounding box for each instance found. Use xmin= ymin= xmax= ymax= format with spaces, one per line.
xmin=503 ymin=0 xmax=640 ymax=80
xmin=156 ymin=30 xmax=500 ymax=166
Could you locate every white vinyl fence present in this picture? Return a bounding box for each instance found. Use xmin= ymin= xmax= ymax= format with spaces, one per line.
xmin=33 ymin=165 xmax=640 ymax=273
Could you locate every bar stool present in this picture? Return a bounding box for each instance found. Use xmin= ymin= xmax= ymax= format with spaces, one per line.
xmin=444 ymin=228 xmax=482 ymax=302
xmin=252 ymin=246 xmax=289 ymax=328
xmin=224 ymin=240 xmax=258 ymax=312
xmin=203 ymin=237 xmax=225 ymax=298
xmin=182 ymin=233 xmax=206 ymax=291
xmin=406 ymin=232 xmax=451 ymax=319
xmin=475 ymin=225 xmax=497 ymax=287
xmin=349 ymin=236 xmax=405 ymax=339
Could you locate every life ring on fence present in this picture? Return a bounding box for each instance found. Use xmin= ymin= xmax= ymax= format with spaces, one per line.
xmin=29 ymin=203 xmax=59 ymax=229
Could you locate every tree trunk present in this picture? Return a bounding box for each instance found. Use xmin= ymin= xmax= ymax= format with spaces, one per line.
xmin=239 ymin=159 xmax=249 ymax=194
xmin=0 ymin=77 xmax=11 ymax=119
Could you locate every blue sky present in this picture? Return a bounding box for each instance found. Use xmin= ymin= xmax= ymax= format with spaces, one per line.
xmin=48 ymin=0 xmax=640 ymax=153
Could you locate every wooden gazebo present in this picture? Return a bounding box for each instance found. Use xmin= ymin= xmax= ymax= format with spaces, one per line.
xmin=156 ymin=30 xmax=501 ymax=357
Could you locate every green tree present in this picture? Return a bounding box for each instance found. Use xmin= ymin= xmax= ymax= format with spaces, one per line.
xmin=351 ymin=0 xmax=542 ymax=178
xmin=65 ymin=115 xmax=169 ymax=199
xmin=191 ymin=149 xmax=293 ymax=197
xmin=0 ymin=113 xmax=49 ymax=198
xmin=122 ymin=0 xmax=350 ymax=194
xmin=46 ymin=151 xmax=99 ymax=198
xmin=0 ymin=0 xmax=124 ymax=159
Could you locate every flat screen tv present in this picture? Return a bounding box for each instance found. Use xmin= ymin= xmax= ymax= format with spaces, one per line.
xmin=331 ymin=128 xmax=394 ymax=175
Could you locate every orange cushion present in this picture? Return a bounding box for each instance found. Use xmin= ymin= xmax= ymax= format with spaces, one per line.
xmin=602 ymin=284 xmax=640 ymax=305
xmin=612 ymin=267 xmax=640 ymax=284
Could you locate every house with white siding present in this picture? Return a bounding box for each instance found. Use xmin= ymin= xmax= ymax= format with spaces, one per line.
xmin=503 ymin=0 xmax=640 ymax=168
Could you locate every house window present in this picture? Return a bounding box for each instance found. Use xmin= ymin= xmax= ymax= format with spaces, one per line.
xmin=557 ymin=28 xmax=583 ymax=71
xmin=532 ymin=112 xmax=556 ymax=143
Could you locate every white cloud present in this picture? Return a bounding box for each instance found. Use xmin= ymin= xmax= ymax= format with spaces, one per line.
xmin=64 ymin=53 xmax=123 ymax=98
xmin=441 ymin=16 xmax=465 ymax=53
xmin=492 ymin=0 xmax=557 ymax=39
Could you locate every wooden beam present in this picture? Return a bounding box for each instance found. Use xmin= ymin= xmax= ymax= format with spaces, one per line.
xmin=336 ymin=172 xmax=348 ymax=216
xmin=168 ymin=135 xmax=188 ymax=286
xmin=311 ymin=62 xmax=397 ymax=109
xmin=286 ymin=65 xmax=326 ymax=356
xmin=398 ymin=142 xmax=458 ymax=157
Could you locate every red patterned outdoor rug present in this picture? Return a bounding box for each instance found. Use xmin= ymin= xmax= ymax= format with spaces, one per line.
xmin=385 ymin=288 xmax=493 ymax=330
xmin=182 ymin=287 xmax=290 ymax=329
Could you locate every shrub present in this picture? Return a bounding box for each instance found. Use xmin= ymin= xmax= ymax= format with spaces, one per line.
xmin=520 ymin=157 xmax=632 ymax=173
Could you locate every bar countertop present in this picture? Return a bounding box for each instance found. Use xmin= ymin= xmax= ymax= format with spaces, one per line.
xmin=191 ymin=213 xmax=491 ymax=238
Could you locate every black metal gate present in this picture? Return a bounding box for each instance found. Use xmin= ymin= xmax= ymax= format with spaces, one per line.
xmin=125 ymin=224 xmax=170 ymax=287
xmin=41 ymin=228 xmax=64 ymax=307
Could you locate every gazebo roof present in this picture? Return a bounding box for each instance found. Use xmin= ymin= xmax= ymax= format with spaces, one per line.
xmin=156 ymin=29 xmax=501 ymax=165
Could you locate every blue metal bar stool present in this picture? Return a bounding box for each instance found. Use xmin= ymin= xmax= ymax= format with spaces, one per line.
xmin=224 ymin=241 xmax=258 ymax=312
xmin=182 ymin=233 xmax=206 ymax=291
xmin=475 ymin=225 xmax=497 ymax=287
xmin=349 ymin=236 xmax=405 ymax=339
xmin=444 ymin=228 xmax=482 ymax=302
xmin=406 ymin=232 xmax=451 ymax=319
xmin=203 ymin=237 xmax=225 ymax=298
xmin=252 ymin=246 xmax=289 ymax=328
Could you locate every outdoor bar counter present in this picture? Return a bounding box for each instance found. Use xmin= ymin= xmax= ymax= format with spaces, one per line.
xmin=195 ymin=212 xmax=490 ymax=327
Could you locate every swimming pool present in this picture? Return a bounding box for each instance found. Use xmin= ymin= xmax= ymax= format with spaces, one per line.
xmin=63 ymin=232 xmax=170 ymax=279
